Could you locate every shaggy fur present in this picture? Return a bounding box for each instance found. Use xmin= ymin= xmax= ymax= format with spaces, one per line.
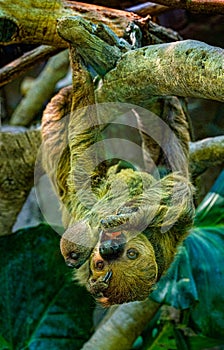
xmin=42 ymin=64 xmax=194 ymax=306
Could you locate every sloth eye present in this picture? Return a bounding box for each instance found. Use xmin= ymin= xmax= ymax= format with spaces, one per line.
xmin=126 ymin=248 xmax=139 ymax=260
xmin=95 ymin=260 xmax=105 ymax=270
xmin=69 ymin=252 xmax=79 ymax=260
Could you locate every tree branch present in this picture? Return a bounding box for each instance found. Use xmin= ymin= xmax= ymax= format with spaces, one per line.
xmin=10 ymin=50 xmax=69 ymax=126
xmin=190 ymin=136 xmax=224 ymax=177
xmin=58 ymin=17 xmax=223 ymax=103
xmin=0 ymin=45 xmax=62 ymax=88
xmin=0 ymin=0 xmax=140 ymax=46
xmin=0 ymin=129 xmax=41 ymax=235
xmin=81 ymin=298 xmax=160 ymax=350
xmin=126 ymin=2 xmax=169 ymax=16
xmin=143 ymin=0 xmax=224 ymax=14
xmin=96 ymin=40 xmax=224 ymax=103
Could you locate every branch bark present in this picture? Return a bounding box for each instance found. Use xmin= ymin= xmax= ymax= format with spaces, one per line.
xmin=57 ymin=17 xmax=223 ymax=103
xmin=0 ymin=45 xmax=62 ymax=88
xmin=10 ymin=50 xmax=69 ymax=126
xmin=81 ymin=298 xmax=160 ymax=350
xmin=96 ymin=40 xmax=224 ymax=103
xmin=190 ymin=136 xmax=224 ymax=177
xmin=143 ymin=0 xmax=224 ymax=14
xmin=0 ymin=0 xmax=140 ymax=46
xmin=0 ymin=129 xmax=41 ymax=235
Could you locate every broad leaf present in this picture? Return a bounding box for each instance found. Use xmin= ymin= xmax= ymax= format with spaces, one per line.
xmin=145 ymin=323 xmax=176 ymax=350
xmin=151 ymin=171 xmax=224 ymax=339
xmin=0 ymin=224 xmax=95 ymax=349
xmin=194 ymin=170 xmax=224 ymax=227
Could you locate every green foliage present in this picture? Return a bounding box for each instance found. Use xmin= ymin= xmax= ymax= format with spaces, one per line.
xmin=0 ymin=224 xmax=95 ymax=350
xmin=147 ymin=171 xmax=224 ymax=349
xmin=145 ymin=323 xmax=177 ymax=350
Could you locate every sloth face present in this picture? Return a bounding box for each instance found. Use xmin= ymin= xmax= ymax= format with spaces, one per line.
xmin=87 ymin=231 xmax=158 ymax=306
xmin=60 ymin=223 xmax=158 ymax=306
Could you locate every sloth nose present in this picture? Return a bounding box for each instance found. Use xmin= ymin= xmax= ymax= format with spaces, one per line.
xmin=99 ymin=239 xmax=125 ymax=260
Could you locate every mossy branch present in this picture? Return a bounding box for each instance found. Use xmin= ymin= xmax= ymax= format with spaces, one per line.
xmin=57 ymin=16 xmax=224 ymax=103
xmin=96 ymin=40 xmax=224 ymax=103
xmin=190 ymin=136 xmax=224 ymax=177
xmin=0 ymin=0 xmax=140 ymax=46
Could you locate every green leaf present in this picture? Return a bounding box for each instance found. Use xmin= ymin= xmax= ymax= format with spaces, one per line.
xmin=150 ymin=171 xmax=224 ymax=339
xmin=188 ymin=334 xmax=224 ymax=350
xmin=194 ymin=170 xmax=224 ymax=227
xmin=0 ymin=224 xmax=95 ymax=349
xmin=145 ymin=323 xmax=177 ymax=350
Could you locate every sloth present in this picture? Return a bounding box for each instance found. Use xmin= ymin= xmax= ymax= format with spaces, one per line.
xmin=59 ymin=168 xmax=194 ymax=306
xmin=41 ymin=60 xmax=194 ymax=306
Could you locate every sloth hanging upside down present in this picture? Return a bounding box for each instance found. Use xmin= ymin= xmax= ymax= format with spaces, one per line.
xmin=41 ymin=52 xmax=194 ymax=307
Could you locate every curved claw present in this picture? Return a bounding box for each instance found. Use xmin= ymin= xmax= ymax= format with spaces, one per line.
xmin=102 ymin=270 xmax=113 ymax=283
xmin=100 ymin=205 xmax=139 ymax=231
xmin=117 ymin=206 xmax=138 ymax=215
xmin=100 ymin=213 xmax=131 ymax=230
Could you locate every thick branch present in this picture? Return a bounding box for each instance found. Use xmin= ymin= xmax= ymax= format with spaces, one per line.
xmin=57 ymin=17 xmax=129 ymax=77
xmin=96 ymin=40 xmax=224 ymax=103
xmin=0 ymin=0 xmax=140 ymax=46
xmin=58 ymin=17 xmax=223 ymax=103
xmin=0 ymin=46 xmax=62 ymax=88
xmin=81 ymin=299 xmax=160 ymax=350
xmin=10 ymin=50 xmax=69 ymax=126
xmin=0 ymin=129 xmax=41 ymax=235
xmin=190 ymin=136 xmax=224 ymax=177
xmin=142 ymin=0 xmax=224 ymax=14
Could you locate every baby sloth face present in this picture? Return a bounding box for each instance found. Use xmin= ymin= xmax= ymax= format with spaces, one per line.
xmin=87 ymin=231 xmax=158 ymax=307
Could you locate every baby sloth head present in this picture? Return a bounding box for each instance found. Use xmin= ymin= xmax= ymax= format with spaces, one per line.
xmin=87 ymin=231 xmax=158 ymax=306
xmin=60 ymin=221 xmax=98 ymax=269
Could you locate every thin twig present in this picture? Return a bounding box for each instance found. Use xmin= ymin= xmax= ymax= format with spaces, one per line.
xmin=126 ymin=2 xmax=169 ymax=16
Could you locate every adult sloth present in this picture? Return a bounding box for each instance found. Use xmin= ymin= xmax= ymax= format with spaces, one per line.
xmin=41 ymin=54 xmax=194 ymax=306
